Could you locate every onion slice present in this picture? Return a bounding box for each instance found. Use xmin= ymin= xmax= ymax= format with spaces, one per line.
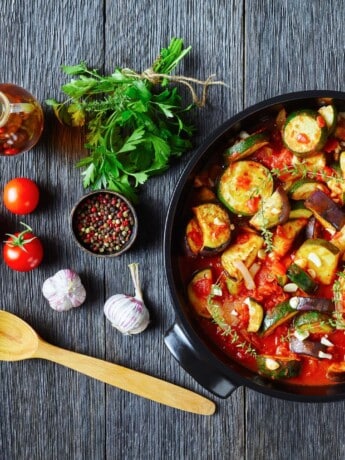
xmin=233 ymin=260 xmax=256 ymax=290
xmin=249 ymin=262 xmax=261 ymax=278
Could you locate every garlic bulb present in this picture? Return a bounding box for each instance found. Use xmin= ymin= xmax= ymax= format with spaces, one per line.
xmin=42 ymin=269 xmax=86 ymax=312
xmin=104 ymin=263 xmax=150 ymax=334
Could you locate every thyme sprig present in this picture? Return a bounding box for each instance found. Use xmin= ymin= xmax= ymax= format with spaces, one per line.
xmin=271 ymin=164 xmax=344 ymax=184
xmin=332 ymin=273 xmax=344 ymax=305
xmin=331 ymin=271 xmax=345 ymax=329
xmin=279 ymin=329 xmax=292 ymax=344
xmin=207 ymin=283 xmax=257 ymax=357
xmin=329 ymin=311 xmax=345 ymax=330
xmin=249 ymin=178 xmax=275 ymax=252
xmin=257 ymin=203 xmax=275 ymax=252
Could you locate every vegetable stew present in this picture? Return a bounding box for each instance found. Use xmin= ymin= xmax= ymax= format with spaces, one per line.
xmin=180 ymin=102 xmax=345 ymax=386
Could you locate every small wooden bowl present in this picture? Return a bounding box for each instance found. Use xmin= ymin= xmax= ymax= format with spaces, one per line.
xmin=70 ymin=190 xmax=138 ymax=257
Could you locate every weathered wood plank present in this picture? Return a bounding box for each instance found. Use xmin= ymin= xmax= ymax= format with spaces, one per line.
xmin=0 ymin=1 xmax=106 ymax=459
xmin=244 ymin=0 xmax=345 ymax=106
xmin=103 ymin=0 xmax=245 ymax=458
xmin=245 ymin=390 xmax=345 ymax=460
xmin=245 ymin=2 xmax=345 ymax=459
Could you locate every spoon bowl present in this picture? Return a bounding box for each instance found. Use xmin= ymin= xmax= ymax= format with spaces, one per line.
xmin=0 ymin=310 xmax=39 ymax=361
xmin=0 ymin=310 xmax=215 ymax=415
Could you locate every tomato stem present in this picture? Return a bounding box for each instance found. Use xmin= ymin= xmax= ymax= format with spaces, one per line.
xmin=4 ymin=222 xmax=37 ymax=249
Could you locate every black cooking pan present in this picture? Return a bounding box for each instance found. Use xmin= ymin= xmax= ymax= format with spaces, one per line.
xmin=164 ymin=90 xmax=345 ymax=402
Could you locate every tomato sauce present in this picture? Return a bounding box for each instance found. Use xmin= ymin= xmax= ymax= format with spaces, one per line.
xmin=180 ymin=104 xmax=345 ymax=387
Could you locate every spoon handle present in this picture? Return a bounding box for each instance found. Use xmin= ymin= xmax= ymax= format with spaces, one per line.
xmin=34 ymin=340 xmax=216 ymax=415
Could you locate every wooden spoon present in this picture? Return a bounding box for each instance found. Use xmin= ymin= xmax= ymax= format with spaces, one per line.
xmin=0 ymin=310 xmax=215 ymax=415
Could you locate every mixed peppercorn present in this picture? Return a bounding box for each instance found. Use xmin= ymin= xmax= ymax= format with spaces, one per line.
xmin=73 ymin=192 xmax=136 ymax=255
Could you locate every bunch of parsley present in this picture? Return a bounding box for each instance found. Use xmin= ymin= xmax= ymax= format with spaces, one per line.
xmin=47 ymin=38 xmax=196 ymax=201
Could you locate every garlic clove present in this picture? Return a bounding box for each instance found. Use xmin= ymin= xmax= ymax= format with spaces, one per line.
xmin=42 ymin=269 xmax=86 ymax=312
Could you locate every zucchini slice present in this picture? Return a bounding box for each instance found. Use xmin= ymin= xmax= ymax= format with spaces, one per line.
xmin=187 ymin=269 xmax=213 ymax=318
xmin=218 ymin=160 xmax=273 ymax=216
xmin=244 ymin=297 xmax=264 ymax=332
xmin=225 ymin=133 xmax=269 ymax=162
xmin=256 ymin=355 xmax=301 ymax=379
xmin=327 ymin=157 xmax=345 ymax=205
xmin=272 ymin=218 xmax=308 ymax=257
xmin=282 ymin=109 xmax=328 ymax=156
xmin=220 ymin=232 xmax=264 ymax=281
xmin=185 ymin=203 xmax=232 ymax=255
xmin=305 ymin=190 xmax=345 ymax=232
xmin=293 ymin=311 xmax=333 ymax=334
xmin=194 ymin=203 xmax=232 ymax=251
xmin=261 ymin=301 xmax=298 ymax=336
xmin=288 ymin=208 xmax=313 ymax=219
xmin=185 ymin=217 xmax=203 ymax=255
xmin=318 ymin=104 xmax=337 ymax=134
xmin=286 ymin=263 xmax=318 ymax=294
xmin=294 ymin=238 xmax=340 ymax=285
xmin=249 ymin=186 xmax=290 ymax=230
xmin=294 ymin=152 xmax=327 ymax=170
xmin=289 ymin=179 xmax=329 ymax=201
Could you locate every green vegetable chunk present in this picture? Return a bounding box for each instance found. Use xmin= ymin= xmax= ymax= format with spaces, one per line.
xmin=257 ymin=355 xmax=301 ymax=379
xmin=225 ymin=133 xmax=269 ymax=161
xmin=283 ymin=109 xmax=328 ymax=156
xmin=261 ymin=301 xmax=298 ymax=336
xmin=286 ymin=263 xmax=318 ymax=294
xmin=294 ymin=238 xmax=340 ymax=285
xmin=249 ymin=186 xmax=290 ymax=230
xmin=218 ymin=160 xmax=273 ymax=215
xmin=294 ymin=311 xmax=333 ymax=334
xmin=318 ymin=104 xmax=337 ymax=134
xmin=187 ymin=269 xmax=213 ymax=318
xmin=221 ymin=232 xmax=264 ymax=281
xmin=272 ymin=218 xmax=308 ymax=257
xmin=245 ymin=297 xmax=264 ymax=332
xmin=191 ymin=203 xmax=232 ymax=252
xmin=288 ymin=179 xmax=329 ymax=200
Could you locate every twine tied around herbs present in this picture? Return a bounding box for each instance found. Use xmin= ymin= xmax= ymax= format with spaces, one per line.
xmin=122 ymin=67 xmax=227 ymax=108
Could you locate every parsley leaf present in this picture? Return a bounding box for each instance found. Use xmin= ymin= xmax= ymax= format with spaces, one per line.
xmin=47 ymin=38 xmax=214 ymax=202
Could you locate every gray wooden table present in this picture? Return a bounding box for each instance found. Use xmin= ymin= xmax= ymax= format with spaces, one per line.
xmin=1 ymin=1 xmax=345 ymax=459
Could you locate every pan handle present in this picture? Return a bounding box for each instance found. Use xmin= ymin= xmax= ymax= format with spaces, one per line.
xmin=164 ymin=322 xmax=238 ymax=398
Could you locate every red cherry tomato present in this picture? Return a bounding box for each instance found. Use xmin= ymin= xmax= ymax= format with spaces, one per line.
xmin=3 ymin=223 xmax=43 ymax=271
xmin=3 ymin=177 xmax=40 ymax=214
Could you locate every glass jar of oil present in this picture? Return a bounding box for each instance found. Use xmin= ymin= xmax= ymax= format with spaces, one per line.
xmin=0 ymin=84 xmax=43 ymax=155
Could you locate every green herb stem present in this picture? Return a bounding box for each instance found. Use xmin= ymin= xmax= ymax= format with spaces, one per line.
xmin=207 ymin=284 xmax=257 ymax=357
xmin=47 ymin=38 xmax=222 ymax=201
